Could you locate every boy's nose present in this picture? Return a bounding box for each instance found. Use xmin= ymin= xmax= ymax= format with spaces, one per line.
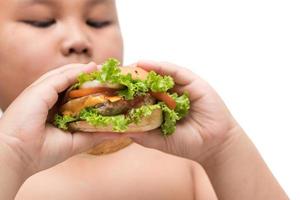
xmin=61 ymin=35 xmax=92 ymax=57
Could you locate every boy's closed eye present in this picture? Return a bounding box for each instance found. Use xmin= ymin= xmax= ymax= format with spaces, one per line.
xmin=21 ymin=19 xmax=56 ymax=28
xmin=21 ymin=19 xmax=112 ymax=29
xmin=86 ymin=20 xmax=111 ymax=29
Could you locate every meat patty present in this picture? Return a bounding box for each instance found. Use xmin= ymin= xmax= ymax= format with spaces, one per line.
xmin=97 ymin=94 xmax=156 ymax=116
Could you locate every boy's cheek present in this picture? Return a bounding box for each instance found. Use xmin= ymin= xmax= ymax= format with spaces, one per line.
xmin=88 ymin=25 xmax=124 ymax=64
xmin=0 ymin=31 xmax=55 ymax=78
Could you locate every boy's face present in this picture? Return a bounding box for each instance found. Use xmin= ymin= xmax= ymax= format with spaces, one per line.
xmin=0 ymin=0 xmax=123 ymax=109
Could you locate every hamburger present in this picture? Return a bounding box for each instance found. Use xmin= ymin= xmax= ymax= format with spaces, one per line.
xmin=54 ymin=58 xmax=190 ymax=154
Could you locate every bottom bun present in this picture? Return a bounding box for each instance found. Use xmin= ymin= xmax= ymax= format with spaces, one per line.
xmin=68 ymin=108 xmax=163 ymax=133
xmin=71 ymin=108 xmax=162 ymax=155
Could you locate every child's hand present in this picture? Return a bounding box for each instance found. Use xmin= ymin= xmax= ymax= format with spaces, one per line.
xmin=126 ymin=61 xmax=289 ymax=200
xmin=0 ymin=62 xmax=118 ymax=176
xmin=127 ymin=60 xmax=240 ymax=163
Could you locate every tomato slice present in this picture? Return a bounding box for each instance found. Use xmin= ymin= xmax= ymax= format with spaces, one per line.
xmin=150 ymin=92 xmax=177 ymax=109
xmin=69 ymin=87 xmax=118 ymax=98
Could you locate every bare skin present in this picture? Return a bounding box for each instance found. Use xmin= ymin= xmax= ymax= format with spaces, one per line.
xmin=0 ymin=0 xmax=217 ymax=199
xmin=0 ymin=0 xmax=289 ymax=199
xmin=15 ymin=143 xmax=217 ymax=200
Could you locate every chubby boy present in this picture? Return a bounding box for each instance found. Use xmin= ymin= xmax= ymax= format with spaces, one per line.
xmin=0 ymin=0 xmax=287 ymax=199
xmin=0 ymin=0 xmax=217 ymax=199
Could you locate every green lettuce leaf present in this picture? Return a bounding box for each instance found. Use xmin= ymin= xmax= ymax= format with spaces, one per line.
xmin=79 ymin=108 xmax=130 ymax=132
xmin=77 ymin=104 xmax=161 ymax=132
xmin=146 ymin=71 xmax=174 ymax=92
xmin=129 ymin=104 xmax=160 ymax=124
xmin=158 ymin=102 xmax=179 ymax=135
xmin=72 ymin=73 xmax=92 ymax=89
xmin=97 ymin=58 xmax=121 ymax=83
xmin=72 ymin=59 xmax=120 ymax=89
xmin=71 ymin=58 xmax=175 ymax=99
xmin=157 ymin=92 xmax=190 ymax=135
xmin=54 ymin=114 xmax=77 ymax=130
xmin=117 ymin=74 xmax=148 ymax=100
xmin=171 ymin=92 xmax=190 ymax=119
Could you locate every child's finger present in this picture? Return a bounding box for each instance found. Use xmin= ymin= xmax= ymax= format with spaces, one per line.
xmin=32 ymin=64 xmax=82 ymax=86
xmin=137 ymin=60 xmax=198 ymax=86
xmin=40 ymin=62 xmax=97 ymax=93
xmin=172 ymin=78 xmax=211 ymax=102
xmin=31 ymin=62 xmax=95 ymax=87
xmin=28 ymin=62 xmax=98 ymax=110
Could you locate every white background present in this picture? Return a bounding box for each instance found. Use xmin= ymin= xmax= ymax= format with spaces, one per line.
xmin=117 ymin=0 xmax=300 ymax=199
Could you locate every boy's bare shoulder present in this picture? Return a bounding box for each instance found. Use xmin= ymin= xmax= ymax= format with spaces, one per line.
xmin=16 ymin=143 xmax=213 ymax=200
